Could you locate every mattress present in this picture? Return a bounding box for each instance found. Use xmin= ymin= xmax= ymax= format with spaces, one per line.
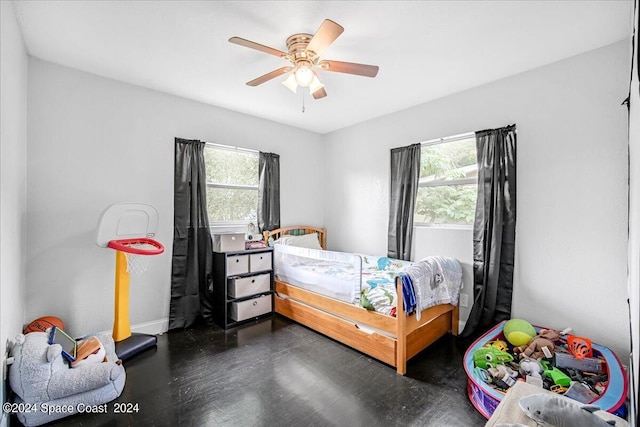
xmin=273 ymin=244 xmax=413 ymax=315
xmin=274 ymin=244 xmax=362 ymax=303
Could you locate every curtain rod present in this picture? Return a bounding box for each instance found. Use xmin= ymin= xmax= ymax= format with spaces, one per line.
xmin=205 ymin=141 xmax=259 ymax=154
xmin=420 ymin=127 xmax=517 ymax=147
xmin=420 ymin=131 xmax=475 ymax=147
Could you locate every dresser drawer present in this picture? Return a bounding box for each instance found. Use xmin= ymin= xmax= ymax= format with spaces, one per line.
xmin=249 ymin=252 xmax=272 ymax=272
xmin=226 ymin=254 xmax=249 ymax=276
xmin=212 ymin=233 xmax=245 ymax=252
xmin=228 ymin=273 xmax=271 ymax=298
xmin=229 ymin=294 xmax=272 ymax=321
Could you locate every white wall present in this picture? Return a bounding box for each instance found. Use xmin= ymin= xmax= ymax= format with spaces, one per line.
xmin=413 ymin=228 xmax=474 ymax=329
xmin=0 ymin=0 xmax=28 ymax=421
xmin=26 ymin=59 xmax=324 ymax=338
xmin=324 ymin=40 xmax=631 ymax=358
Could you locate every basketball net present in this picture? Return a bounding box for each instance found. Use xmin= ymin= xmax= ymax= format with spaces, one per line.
xmin=123 ymin=242 xmax=157 ymax=276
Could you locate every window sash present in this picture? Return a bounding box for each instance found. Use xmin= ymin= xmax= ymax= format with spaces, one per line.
xmin=204 ymin=144 xmax=259 ymax=226
xmin=414 ymin=182 xmax=478 ymax=226
xmin=206 ymin=182 xmax=259 ymax=191
xmin=204 ymin=144 xmax=259 ymax=187
xmin=419 ymin=177 xmax=476 ymax=188
xmin=415 ymin=132 xmax=477 ymax=226
xmin=206 ymin=187 xmax=258 ymax=224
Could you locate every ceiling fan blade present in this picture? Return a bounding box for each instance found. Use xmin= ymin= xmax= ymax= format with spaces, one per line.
xmin=306 ymin=19 xmax=344 ymax=57
xmin=312 ymin=87 xmax=327 ymax=100
xmin=229 ymin=37 xmax=287 ymax=58
xmin=247 ymin=67 xmax=293 ymax=86
xmin=318 ymin=60 xmax=379 ymax=77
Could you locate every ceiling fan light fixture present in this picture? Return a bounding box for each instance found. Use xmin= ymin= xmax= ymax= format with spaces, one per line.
xmin=309 ymin=75 xmax=324 ymax=95
xmin=282 ymin=74 xmax=298 ymax=93
xmin=294 ymin=64 xmax=314 ymax=87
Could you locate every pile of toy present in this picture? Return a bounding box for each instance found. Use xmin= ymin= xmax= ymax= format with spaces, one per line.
xmin=472 ymin=318 xmax=608 ymax=403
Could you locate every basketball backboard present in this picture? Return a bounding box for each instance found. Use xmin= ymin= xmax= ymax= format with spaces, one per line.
xmin=96 ymin=202 xmax=159 ymax=247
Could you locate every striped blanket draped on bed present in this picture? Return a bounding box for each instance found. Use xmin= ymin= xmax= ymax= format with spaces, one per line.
xmin=402 ymin=257 xmax=463 ymax=320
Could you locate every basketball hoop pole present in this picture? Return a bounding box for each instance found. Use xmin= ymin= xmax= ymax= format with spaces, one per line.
xmin=113 ymin=250 xmax=132 ymax=342
xmin=107 ymin=238 xmax=164 ymax=361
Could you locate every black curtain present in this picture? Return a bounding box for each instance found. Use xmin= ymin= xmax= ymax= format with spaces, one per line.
xmin=462 ymin=125 xmax=517 ymax=337
xmin=388 ymin=143 xmax=421 ymax=261
xmin=169 ymin=138 xmax=214 ymax=329
xmin=258 ymin=152 xmax=280 ymax=232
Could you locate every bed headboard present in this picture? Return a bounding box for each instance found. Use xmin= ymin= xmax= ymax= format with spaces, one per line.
xmin=263 ymin=226 xmax=326 ymax=250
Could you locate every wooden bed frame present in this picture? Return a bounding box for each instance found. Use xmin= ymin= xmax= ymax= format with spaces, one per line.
xmin=263 ymin=226 xmax=459 ymax=375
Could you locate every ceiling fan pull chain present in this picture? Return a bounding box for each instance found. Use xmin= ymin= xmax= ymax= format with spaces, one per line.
xmin=301 ymin=90 xmax=306 ymax=113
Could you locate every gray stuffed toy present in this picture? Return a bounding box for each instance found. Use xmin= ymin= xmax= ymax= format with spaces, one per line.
xmin=8 ymin=331 xmax=125 ymax=426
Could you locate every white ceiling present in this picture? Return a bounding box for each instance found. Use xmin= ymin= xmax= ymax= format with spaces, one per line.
xmin=12 ymin=0 xmax=633 ymax=134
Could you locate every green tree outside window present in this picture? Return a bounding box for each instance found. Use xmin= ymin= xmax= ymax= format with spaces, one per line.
xmin=415 ymin=137 xmax=477 ymax=225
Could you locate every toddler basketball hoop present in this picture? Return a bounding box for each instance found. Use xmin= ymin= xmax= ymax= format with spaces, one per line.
xmin=108 ymin=238 xmax=164 ymax=276
xmin=97 ymin=203 xmax=164 ymax=360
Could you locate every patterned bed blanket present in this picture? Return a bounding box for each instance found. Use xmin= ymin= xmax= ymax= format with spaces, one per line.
xmin=359 ymin=255 xmax=463 ymax=318
xmin=359 ymin=255 xmax=412 ymax=316
xmin=403 ymin=256 xmax=463 ymax=320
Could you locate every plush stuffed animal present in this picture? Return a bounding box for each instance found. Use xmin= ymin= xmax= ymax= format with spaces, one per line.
xmin=488 ymin=364 xmax=519 ymax=389
xmin=519 ymin=357 xmax=543 ymax=379
xmin=514 ymin=329 xmax=560 ymax=360
xmin=519 ymin=393 xmax=629 ymax=427
xmin=8 ymin=332 xmax=125 ymax=426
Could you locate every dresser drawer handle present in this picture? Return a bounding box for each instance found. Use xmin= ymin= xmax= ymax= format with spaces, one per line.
xmin=252 ymin=301 xmax=258 ymax=306
xmin=235 ymin=259 xmax=239 ymax=263
xmin=251 ymin=279 xmax=255 ymax=283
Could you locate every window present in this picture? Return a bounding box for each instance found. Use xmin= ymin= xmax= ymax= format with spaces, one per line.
xmin=414 ymin=134 xmax=477 ymax=226
xmin=204 ymin=144 xmax=259 ymax=224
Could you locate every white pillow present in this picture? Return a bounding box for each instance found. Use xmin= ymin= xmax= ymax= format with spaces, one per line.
xmin=276 ymin=233 xmax=323 ymax=250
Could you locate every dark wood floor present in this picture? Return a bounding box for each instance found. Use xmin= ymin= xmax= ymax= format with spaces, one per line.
xmin=28 ymin=316 xmax=487 ymax=426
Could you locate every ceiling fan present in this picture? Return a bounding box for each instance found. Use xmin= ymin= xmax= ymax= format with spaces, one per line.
xmin=229 ymin=19 xmax=379 ymax=100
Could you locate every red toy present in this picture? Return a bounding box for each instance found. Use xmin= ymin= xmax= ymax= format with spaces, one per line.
xmin=567 ymin=334 xmax=593 ymax=359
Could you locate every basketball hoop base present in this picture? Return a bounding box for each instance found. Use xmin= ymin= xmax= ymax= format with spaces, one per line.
xmin=115 ymin=333 xmax=158 ymax=361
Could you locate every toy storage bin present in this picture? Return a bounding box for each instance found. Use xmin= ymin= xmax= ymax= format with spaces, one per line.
xmin=213 ymin=233 xmax=245 ymax=252
xmin=226 ymin=254 xmax=249 ymax=276
xmin=249 ymin=251 xmax=272 ymax=272
xmin=229 ymin=294 xmax=272 ymax=321
xmin=228 ymin=273 xmax=270 ymax=298
xmin=463 ymin=320 xmax=628 ymax=419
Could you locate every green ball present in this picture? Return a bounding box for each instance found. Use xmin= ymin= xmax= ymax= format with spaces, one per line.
xmin=503 ymin=319 xmax=536 ymax=346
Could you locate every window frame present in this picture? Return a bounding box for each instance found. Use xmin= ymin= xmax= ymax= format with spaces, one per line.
xmin=204 ymin=142 xmax=260 ymax=228
xmin=414 ymin=132 xmax=477 ymax=228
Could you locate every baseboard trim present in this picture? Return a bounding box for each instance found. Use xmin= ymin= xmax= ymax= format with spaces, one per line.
xmin=131 ymin=318 xmax=169 ymax=335
xmin=97 ymin=318 xmax=169 ymax=337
